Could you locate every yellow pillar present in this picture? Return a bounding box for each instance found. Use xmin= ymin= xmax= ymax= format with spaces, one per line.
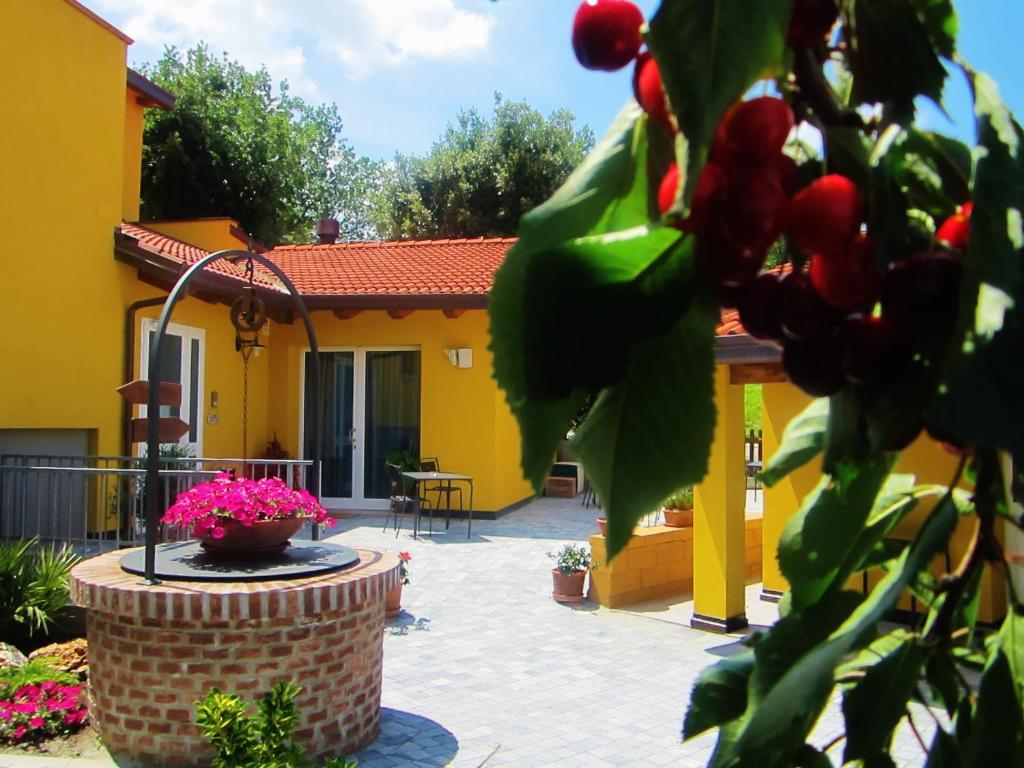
xmin=692 ymin=364 xmax=747 ymax=632
xmin=760 ymin=383 xmax=821 ymax=601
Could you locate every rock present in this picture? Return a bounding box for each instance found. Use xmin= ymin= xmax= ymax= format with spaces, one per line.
xmin=28 ymin=638 xmax=88 ymax=679
xmin=0 ymin=642 xmax=27 ymax=669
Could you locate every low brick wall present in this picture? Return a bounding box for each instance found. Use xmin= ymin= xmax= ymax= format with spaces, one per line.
xmin=588 ymin=526 xmax=693 ymax=608
xmin=71 ymin=548 xmax=398 ymax=767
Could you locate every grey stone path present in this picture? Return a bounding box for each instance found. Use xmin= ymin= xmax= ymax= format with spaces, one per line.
xmin=324 ymin=495 xmax=932 ymax=768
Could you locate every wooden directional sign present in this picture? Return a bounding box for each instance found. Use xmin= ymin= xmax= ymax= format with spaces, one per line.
xmin=130 ymin=417 xmax=190 ymax=443
xmin=117 ymin=379 xmax=182 ymax=407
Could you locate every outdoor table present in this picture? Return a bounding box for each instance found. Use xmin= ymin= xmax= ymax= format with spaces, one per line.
xmin=402 ymin=471 xmax=474 ymax=539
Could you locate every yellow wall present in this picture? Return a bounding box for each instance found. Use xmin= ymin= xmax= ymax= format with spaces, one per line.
xmin=0 ymin=0 xmax=130 ymax=457
xmin=759 ymin=381 xmax=1006 ymax=623
xmin=145 ymin=219 xmax=250 ymax=253
xmin=693 ymin=364 xmax=747 ymax=625
xmin=271 ymin=309 xmax=532 ymax=513
xmin=122 ymin=91 xmax=145 ymax=221
xmin=761 ymin=383 xmax=822 ymax=595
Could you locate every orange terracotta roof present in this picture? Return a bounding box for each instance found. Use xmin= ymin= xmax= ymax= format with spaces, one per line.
xmin=265 ymin=238 xmax=516 ymax=296
xmin=119 ymin=223 xmax=283 ymax=290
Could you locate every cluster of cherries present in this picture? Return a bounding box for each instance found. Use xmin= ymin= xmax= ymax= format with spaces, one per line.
xmin=571 ymin=0 xmax=970 ymax=414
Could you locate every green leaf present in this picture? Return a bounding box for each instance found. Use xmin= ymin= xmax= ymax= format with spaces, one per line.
xmin=779 ymin=455 xmax=895 ymax=610
xmin=968 ymin=651 xmax=1024 ymax=764
xmin=491 ymin=106 xmax=693 ymax=490
xmin=710 ymin=494 xmax=958 ymax=767
xmin=842 ymin=635 xmax=925 ymax=762
xmin=759 ymin=398 xmax=829 ymax=488
xmin=923 ymin=729 xmax=960 ymax=768
xmin=847 ymin=0 xmax=949 ymax=111
xmin=909 ymin=0 xmax=958 ymax=59
xmin=683 ymin=652 xmax=755 ymax=740
xmin=572 ymin=283 xmax=717 ymax=558
xmin=824 ymin=127 xmax=872 ymax=194
xmin=902 ymin=129 xmax=972 ymax=209
xmin=648 ymin=0 xmax=791 ymax=198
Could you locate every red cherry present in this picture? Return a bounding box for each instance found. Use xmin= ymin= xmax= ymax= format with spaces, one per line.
xmin=572 ymin=0 xmax=644 ymax=72
xmin=782 ymin=335 xmax=845 ymax=397
xmin=881 ymin=251 xmax=962 ymax=334
xmin=657 ymin=163 xmax=680 ymax=216
xmin=737 ymin=272 xmax=786 ymax=341
xmin=784 ymin=174 xmax=863 ymax=255
xmin=682 ymin=162 xmax=726 ymax=234
xmin=721 ymin=97 xmax=794 ymax=167
xmin=697 ymin=231 xmax=765 ymax=289
xmin=843 ymin=313 xmax=912 ymax=387
xmin=718 ymin=167 xmax=788 ymax=255
xmin=787 ymin=0 xmax=840 ymax=48
xmin=936 ymin=201 xmax=973 ymax=251
xmin=781 ymin=271 xmax=841 ymax=342
xmin=633 ymin=52 xmax=673 ymax=132
xmin=809 ymin=234 xmax=881 ymax=311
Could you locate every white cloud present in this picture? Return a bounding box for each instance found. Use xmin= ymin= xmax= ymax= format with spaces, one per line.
xmin=90 ymin=0 xmax=495 ymax=94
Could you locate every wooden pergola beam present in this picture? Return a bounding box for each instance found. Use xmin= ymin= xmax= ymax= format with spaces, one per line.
xmin=332 ymin=308 xmax=364 ymax=320
xmin=386 ymin=308 xmax=414 ymax=320
xmin=729 ymin=362 xmax=787 ymax=385
xmin=442 ymin=308 xmax=466 ymax=319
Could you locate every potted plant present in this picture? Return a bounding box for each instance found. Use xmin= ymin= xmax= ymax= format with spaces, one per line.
xmin=384 ymin=449 xmax=419 ymax=496
xmin=385 ymin=551 xmax=412 ymax=619
xmin=548 ymin=544 xmax=592 ymax=602
xmin=161 ymin=474 xmax=335 ymax=556
xmin=662 ymin=487 xmax=694 ymax=528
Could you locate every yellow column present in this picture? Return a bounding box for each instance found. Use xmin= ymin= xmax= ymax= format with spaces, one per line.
xmin=761 ymin=383 xmax=820 ymax=600
xmin=692 ymin=364 xmax=747 ymax=632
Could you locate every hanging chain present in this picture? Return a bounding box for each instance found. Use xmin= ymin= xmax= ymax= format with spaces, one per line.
xmin=241 ymin=346 xmax=250 ymax=466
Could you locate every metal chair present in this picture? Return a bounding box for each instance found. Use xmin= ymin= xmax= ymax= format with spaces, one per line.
xmin=419 ymin=457 xmax=463 ymax=530
xmin=384 ymin=463 xmax=430 ymax=538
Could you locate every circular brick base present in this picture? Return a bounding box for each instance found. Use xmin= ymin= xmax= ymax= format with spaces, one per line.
xmin=71 ymin=548 xmax=399 ymax=767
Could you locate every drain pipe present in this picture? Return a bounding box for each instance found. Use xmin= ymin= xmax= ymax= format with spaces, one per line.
xmin=123 ymin=295 xmax=169 ymax=458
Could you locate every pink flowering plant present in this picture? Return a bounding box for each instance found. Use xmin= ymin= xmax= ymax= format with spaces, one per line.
xmin=0 ymin=680 xmax=88 ymax=744
xmin=161 ymin=474 xmax=334 ymax=539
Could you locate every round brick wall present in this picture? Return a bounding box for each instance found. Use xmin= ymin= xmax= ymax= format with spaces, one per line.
xmin=71 ymin=548 xmax=399 ymax=767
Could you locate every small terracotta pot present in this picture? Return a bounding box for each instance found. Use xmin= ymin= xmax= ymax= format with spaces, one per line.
xmin=385 ymin=583 xmax=403 ymax=619
xmin=552 ymin=568 xmax=587 ymax=602
xmin=662 ymin=507 xmax=693 ymax=528
xmin=596 ymin=517 xmax=607 ymax=536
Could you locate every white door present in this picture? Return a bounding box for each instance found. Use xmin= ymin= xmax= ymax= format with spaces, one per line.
xmin=302 ymin=348 xmax=420 ymax=509
xmin=140 ymin=319 xmax=205 ymax=456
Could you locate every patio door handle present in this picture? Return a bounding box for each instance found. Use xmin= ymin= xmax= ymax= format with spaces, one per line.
xmin=348 ymin=427 xmax=356 ymax=445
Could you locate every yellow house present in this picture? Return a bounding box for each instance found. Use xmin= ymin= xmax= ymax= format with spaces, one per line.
xmin=0 ymin=0 xmax=532 ymax=518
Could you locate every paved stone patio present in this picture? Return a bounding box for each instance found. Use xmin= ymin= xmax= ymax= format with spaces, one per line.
xmin=0 ymin=493 xmax=936 ymax=768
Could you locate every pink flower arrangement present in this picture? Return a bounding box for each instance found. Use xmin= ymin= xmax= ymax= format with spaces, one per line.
xmin=162 ymin=474 xmax=335 ymax=538
xmin=398 ymin=551 xmax=412 ymax=585
xmin=0 ymin=682 xmax=88 ymax=743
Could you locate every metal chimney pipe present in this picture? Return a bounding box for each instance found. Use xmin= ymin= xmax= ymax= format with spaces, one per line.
xmin=315 ymin=218 xmax=340 ymax=244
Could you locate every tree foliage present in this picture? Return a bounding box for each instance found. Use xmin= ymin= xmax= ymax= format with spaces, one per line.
xmin=371 ymin=95 xmax=595 ymax=239
xmin=140 ymin=45 xmax=381 ymax=245
xmin=490 ymin=0 xmax=1024 ymax=765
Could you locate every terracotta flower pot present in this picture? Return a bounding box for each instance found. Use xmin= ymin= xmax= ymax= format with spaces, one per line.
xmin=199 ymin=517 xmax=305 ymax=556
xmin=552 ymin=568 xmax=587 ymax=602
xmin=385 ymin=582 xmax=403 ymax=619
xmin=662 ymin=507 xmax=693 ymax=528
xmin=597 ymin=517 xmax=607 ymax=536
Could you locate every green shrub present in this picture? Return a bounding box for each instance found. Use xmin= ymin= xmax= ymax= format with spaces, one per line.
xmin=0 ymin=657 xmax=78 ymax=699
xmin=0 ymin=539 xmax=80 ymax=645
xmin=195 ymin=681 xmax=357 ymax=768
xmin=662 ymin=486 xmax=694 ymax=510
xmin=547 ymin=544 xmax=592 ymax=575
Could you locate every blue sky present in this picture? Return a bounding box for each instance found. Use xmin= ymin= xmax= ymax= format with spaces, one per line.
xmin=91 ymin=0 xmax=1022 ymax=162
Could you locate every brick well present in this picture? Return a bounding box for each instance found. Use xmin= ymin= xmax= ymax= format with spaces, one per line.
xmin=71 ymin=547 xmax=399 ymax=767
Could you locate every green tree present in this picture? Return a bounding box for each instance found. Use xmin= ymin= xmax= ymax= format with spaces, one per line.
xmin=140 ymin=45 xmax=381 ymax=245
xmin=371 ymin=95 xmax=595 ymax=239
xmin=490 ymin=0 xmax=1024 ymax=765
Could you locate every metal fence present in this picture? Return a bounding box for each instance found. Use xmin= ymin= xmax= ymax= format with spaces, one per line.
xmin=0 ymin=455 xmax=317 ymax=554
